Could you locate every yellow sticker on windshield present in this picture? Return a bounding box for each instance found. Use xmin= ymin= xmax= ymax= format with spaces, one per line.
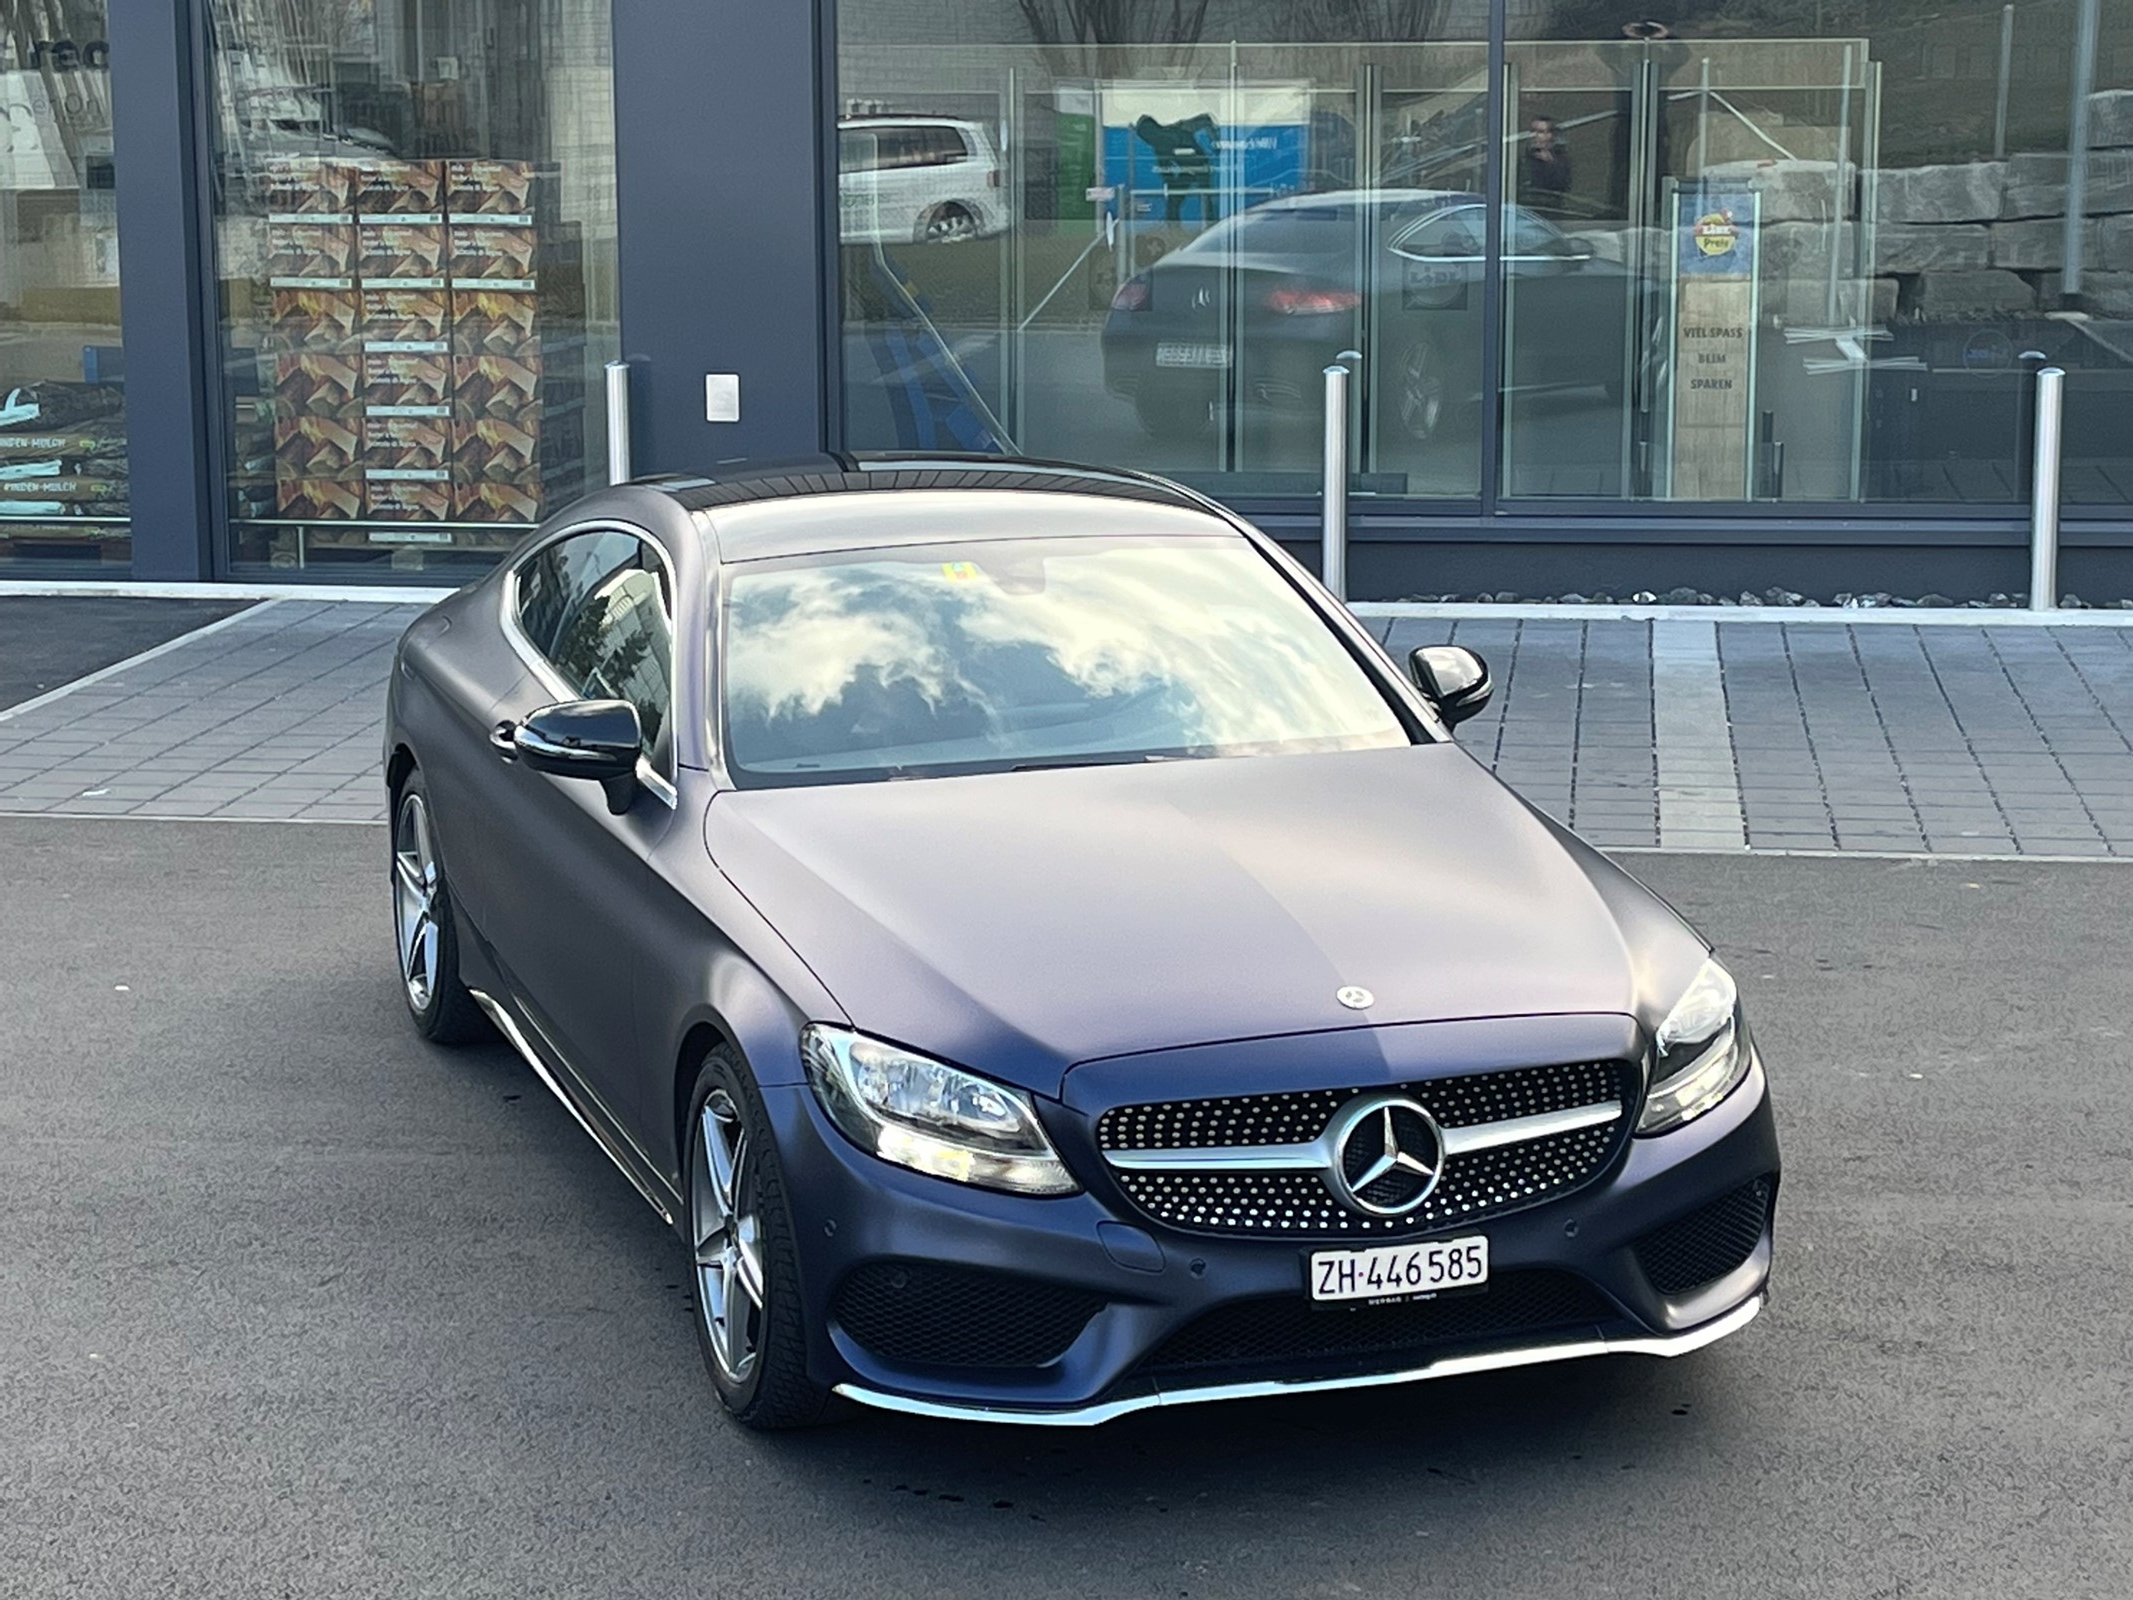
xmin=940 ymin=561 xmax=982 ymax=582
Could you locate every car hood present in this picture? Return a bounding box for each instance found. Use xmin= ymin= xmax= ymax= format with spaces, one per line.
xmin=705 ymin=744 xmax=1696 ymax=1097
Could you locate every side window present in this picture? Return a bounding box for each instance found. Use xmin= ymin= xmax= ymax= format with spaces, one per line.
xmin=512 ymin=529 xmax=675 ymax=776
xmin=1506 ymin=208 xmax=1566 ymax=258
xmin=875 ymin=128 xmax=919 ymax=170
xmin=924 ymin=126 xmax=966 ymax=166
xmin=1392 ymin=205 xmax=1485 ymax=261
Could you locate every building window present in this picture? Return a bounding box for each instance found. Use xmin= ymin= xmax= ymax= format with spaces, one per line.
xmin=204 ymin=0 xmax=618 ymax=577
xmin=0 ymin=0 xmax=127 ymax=574
xmin=836 ymin=0 xmax=2133 ymax=511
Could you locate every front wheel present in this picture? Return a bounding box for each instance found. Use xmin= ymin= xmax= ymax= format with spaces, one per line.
xmin=686 ymin=1047 xmax=833 ymax=1429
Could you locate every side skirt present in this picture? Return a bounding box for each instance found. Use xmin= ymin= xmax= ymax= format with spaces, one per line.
xmin=468 ymin=986 xmax=684 ymax=1228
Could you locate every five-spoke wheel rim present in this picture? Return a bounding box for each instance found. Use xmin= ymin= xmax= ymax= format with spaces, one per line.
xmin=693 ymin=1088 xmax=766 ymax=1383
xmin=392 ymin=792 xmax=441 ymax=1014
xmin=1397 ymin=342 xmax=1444 ymax=442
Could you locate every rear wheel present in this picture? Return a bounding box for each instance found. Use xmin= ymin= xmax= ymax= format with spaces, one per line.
xmin=390 ymin=771 xmax=489 ymax=1044
xmin=686 ymin=1046 xmax=833 ymax=1429
xmin=919 ymin=202 xmax=978 ymax=244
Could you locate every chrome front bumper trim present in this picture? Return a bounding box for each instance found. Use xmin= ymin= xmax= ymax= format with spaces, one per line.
xmin=833 ymin=1291 xmax=1764 ymax=1428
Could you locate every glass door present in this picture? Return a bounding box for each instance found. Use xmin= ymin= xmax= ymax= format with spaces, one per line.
xmin=840 ymin=41 xmax=1490 ymax=504
xmin=1499 ymin=38 xmax=1877 ymax=504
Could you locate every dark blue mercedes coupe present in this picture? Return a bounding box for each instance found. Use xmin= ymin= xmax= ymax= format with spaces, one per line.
xmin=383 ymin=454 xmax=1779 ymax=1428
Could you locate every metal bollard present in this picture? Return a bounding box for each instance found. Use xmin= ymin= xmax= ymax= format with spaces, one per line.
xmin=605 ymin=359 xmax=633 ymax=486
xmin=2029 ymin=366 xmax=2065 ymax=612
xmin=1321 ymin=362 xmax=1351 ymax=601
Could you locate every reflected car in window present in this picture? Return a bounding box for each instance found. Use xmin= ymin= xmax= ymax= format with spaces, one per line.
xmin=1099 ymin=188 xmax=1634 ymax=445
xmin=838 ymin=116 xmax=1007 ymax=246
xmin=383 ymin=454 xmax=1778 ymax=1429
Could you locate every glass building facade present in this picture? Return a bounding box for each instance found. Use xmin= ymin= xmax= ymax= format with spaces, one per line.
xmin=3 ymin=0 xmax=2131 ymax=600
xmin=0 ymin=1 xmax=126 ymax=572
xmin=840 ymin=1 xmax=2133 ymax=510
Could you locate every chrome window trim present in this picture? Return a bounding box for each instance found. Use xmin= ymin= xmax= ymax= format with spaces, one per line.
xmin=500 ymin=517 xmax=681 ymax=809
xmin=833 ymin=1292 xmax=1764 ymax=1428
xmin=1103 ymin=1098 xmax=1623 ymax=1174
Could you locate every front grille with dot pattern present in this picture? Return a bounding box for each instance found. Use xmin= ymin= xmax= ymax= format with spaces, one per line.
xmin=1633 ymin=1176 xmax=1774 ymax=1295
xmin=832 ymin=1260 xmax=1105 ymax=1370
xmin=1096 ymin=1060 xmax=1634 ymax=1238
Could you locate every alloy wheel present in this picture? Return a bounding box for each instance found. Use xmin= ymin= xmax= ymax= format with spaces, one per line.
xmin=693 ymin=1089 xmax=766 ymax=1383
xmin=1397 ymin=341 xmax=1445 ymax=442
xmin=392 ymin=792 xmax=442 ymax=1013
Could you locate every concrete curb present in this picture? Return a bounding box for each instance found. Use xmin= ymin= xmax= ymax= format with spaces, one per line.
xmin=9 ymin=584 xmax=2132 ymax=625
xmin=0 ymin=580 xmax=458 ymax=603
xmin=1351 ymin=601 xmax=2133 ymax=626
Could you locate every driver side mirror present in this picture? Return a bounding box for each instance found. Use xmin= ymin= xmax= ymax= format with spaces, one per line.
xmin=1408 ymin=645 xmax=1492 ymax=727
xmin=513 ymin=699 xmax=643 ymax=814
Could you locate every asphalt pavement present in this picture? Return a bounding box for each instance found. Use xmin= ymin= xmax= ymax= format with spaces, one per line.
xmin=0 ymin=597 xmax=249 ymax=713
xmin=2 ymin=818 xmax=2129 ymax=1599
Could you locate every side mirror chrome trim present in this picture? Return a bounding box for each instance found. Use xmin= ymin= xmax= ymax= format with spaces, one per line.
xmin=1409 ymin=645 xmax=1493 ymax=729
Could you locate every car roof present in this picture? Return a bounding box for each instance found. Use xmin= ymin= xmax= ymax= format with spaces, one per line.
xmin=633 ymin=454 xmax=1237 ymax=563
xmin=1245 ymin=187 xmax=1479 ymax=212
xmin=837 ymin=116 xmax=983 ymax=129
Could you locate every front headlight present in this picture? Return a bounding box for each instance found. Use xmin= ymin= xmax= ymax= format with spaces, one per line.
xmin=800 ymin=1025 xmax=1078 ymax=1197
xmin=1637 ymin=957 xmax=1754 ymax=1134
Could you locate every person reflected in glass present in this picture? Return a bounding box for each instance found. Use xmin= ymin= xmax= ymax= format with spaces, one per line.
xmin=1521 ymin=116 xmax=1573 ymax=209
xmin=1133 ymin=113 xmax=1221 ymax=224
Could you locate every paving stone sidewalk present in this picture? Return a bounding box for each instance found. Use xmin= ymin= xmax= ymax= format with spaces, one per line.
xmin=0 ymin=600 xmax=420 ymax=825
xmin=1377 ymin=615 xmax=2133 ymax=856
xmin=1 ymin=598 xmax=2129 ymax=855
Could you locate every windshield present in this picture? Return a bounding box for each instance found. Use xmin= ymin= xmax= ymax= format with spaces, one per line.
xmin=720 ymin=535 xmax=1413 ymax=784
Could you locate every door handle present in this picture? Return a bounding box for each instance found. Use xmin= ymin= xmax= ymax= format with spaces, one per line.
xmin=490 ymin=720 xmax=519 ymax=759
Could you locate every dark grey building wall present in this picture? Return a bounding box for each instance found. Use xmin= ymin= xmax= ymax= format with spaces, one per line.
xmin=612 ymin=0 xmax=836 ymax=475
xmin=111 ymin=0 xmax=218 ymax=582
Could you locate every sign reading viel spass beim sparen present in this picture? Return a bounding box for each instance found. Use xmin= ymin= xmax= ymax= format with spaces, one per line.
xmin=1669 ymin=188 xmax=1761 ymax=500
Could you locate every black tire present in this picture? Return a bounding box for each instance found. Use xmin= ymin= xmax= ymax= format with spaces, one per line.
xmin=684 ymin=1047 xmax=835 ymax=1430
xmin=917 ymin=202 xmax=978 ymax=245
xmin=1133 ymin=379 xmax=1214 ymax=441
xmin=390 ymin=770 xmax=490 ymax=1045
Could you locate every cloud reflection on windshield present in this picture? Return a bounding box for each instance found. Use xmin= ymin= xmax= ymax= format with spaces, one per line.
xmin=723 ymin=541 xmax=1408 ymax=776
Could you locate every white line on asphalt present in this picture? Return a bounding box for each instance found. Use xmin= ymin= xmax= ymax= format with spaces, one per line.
xmin=0 ymin=579 xmax=457 ymax=603
xmin=0 ymin=599 xmax=284 ymax=725
xmin=1352 ymin=601 xmax=2133 ymax=627
xmin=1651 ymin=619 xmax=1745 ymax=849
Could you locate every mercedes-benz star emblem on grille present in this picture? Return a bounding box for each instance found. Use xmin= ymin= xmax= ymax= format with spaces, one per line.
xmin=1328 ymin=1094 xmax=1445 ymax=1217
xmin=1335 ymin=985 xmax=1374 ymax=1010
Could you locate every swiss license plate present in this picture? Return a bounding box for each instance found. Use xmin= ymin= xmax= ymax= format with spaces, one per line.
xmin=1309 ymin=1235 xmax=1489 ymax=1303
xmin=1155 ymin=341 xmax=1232 ymax=369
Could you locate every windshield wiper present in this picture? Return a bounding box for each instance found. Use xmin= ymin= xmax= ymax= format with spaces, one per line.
xmin=1010 ymin=752 xmax=1191 ymax=773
